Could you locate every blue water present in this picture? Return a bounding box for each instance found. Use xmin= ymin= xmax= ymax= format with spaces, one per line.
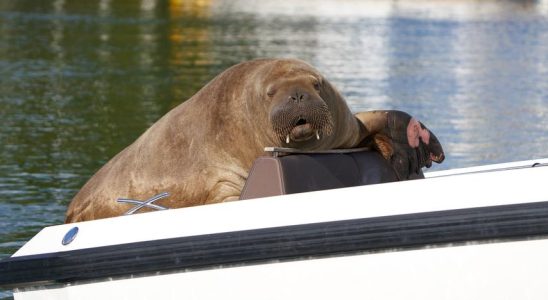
xmin=1 ymin=0 xmax=548 ymax=297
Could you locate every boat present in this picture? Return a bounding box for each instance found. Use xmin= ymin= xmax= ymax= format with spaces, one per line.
xmin=1 ymin=148 xmax=548 ymax=299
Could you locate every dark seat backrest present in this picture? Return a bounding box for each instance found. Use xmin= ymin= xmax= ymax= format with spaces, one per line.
xmin=240 ymin=150 xmax=423 ymax=200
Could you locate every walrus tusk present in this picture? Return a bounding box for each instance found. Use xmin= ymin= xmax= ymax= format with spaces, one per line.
xmin=286 ymin=134 xmax=290 ymax=144
xmin=316 ymin=130 xmax=320 ymax=140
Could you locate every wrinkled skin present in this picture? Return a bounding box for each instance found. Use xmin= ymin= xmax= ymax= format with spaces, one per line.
xmin=355 ymin=110 xmax=445 ymax=180
xmin=65 ymin=58 xmax=365 ymax=222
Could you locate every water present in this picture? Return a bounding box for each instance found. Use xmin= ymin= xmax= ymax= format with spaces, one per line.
xmin=1 ymin=0 xmax=548 ymax=295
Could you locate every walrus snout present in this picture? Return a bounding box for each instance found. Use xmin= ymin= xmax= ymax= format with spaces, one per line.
xmin=270 ymin=95 xmax=334 ymax=145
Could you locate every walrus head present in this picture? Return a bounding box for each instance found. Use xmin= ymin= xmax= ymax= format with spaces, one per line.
xmin=268 ymin=73 xmax=335 ymax=145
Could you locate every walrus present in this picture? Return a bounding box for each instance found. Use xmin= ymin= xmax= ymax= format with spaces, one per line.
xmin=65 ymin=58 xmax=444 ymax=223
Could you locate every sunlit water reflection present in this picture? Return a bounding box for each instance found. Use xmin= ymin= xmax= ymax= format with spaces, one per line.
xmin=1 ymin=2 xmax=547 ymax=293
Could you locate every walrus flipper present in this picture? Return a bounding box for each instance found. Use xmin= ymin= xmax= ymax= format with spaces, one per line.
xmin=355 ymin=110 xmax=445 ymax=180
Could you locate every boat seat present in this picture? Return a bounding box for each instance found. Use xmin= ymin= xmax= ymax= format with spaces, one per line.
xmin=240 ymin=148 xmax=424 ymax=200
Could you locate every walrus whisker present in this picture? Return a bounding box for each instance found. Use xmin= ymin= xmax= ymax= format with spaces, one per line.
xmin=271 ymin=102 xmax=334 ymax=143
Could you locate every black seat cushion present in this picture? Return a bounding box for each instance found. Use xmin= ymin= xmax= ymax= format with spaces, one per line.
xmin=240 ymin=150 xmax=422 ymax=200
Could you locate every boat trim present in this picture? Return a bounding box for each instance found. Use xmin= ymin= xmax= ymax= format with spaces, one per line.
xmin=2 ymin=201 xmax=548 ymax=288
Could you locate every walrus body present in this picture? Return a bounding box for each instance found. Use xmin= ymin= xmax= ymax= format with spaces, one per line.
xmin=66 ymin=58 xmax=367 ymax=222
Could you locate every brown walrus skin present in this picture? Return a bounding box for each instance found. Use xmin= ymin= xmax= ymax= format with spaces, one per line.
xmin=65 ymin=58 xmax=444 ymax=223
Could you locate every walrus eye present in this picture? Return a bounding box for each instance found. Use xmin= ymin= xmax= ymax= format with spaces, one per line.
xmin=267 ymin=88 xmax=276 ymax=97
xmin=313 ymin=81 xmax=321 ymax=91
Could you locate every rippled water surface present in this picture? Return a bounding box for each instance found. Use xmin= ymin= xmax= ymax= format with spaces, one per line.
xmin=1 ymin=0 xmax=548 ymax=293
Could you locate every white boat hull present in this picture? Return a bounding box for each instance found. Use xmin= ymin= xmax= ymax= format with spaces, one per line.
xmin=2 ymin=158 xmax=548 ymax=299
xmin=14 ymin=238 xmax=548 ymax=300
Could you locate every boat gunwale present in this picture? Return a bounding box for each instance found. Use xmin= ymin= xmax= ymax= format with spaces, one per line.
xmin=2 ymin=200 xmax=548 ymax=289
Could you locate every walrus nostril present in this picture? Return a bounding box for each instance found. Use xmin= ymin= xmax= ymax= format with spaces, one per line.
xmin=298 ymin=92 xmax=308 ymax=101
xmin=290 ymin=92 xmax=309 ymax=102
